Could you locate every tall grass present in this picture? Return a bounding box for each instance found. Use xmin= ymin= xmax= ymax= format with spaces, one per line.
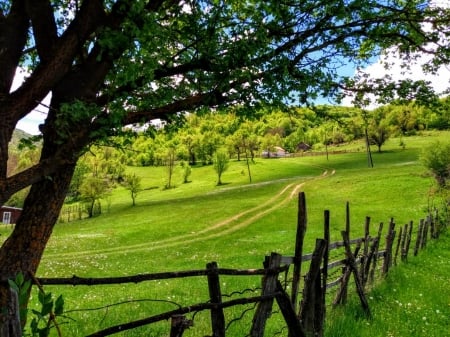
xmin=326 ymin=231 xmax=450 ymax=337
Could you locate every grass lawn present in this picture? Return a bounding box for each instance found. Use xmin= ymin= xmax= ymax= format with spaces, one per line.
xmin=326 ymin=230 xmax=450 ymax=337
xmin=1 ymin=131 xmax=449 ymax=336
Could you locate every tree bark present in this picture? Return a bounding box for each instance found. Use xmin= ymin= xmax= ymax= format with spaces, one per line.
xmin=0 ymin=162 xmax=75 ymax=335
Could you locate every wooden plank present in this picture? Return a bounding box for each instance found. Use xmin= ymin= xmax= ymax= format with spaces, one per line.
xmin=414 ymin=220 xmax=424 ymax=256
xmin=341 ymin=231 xmax=371 ymax=318
xmin=369 ymin=222 xmax=383 ymax=284
xmin=207 ymin=262 xmax=225 ymax=337
xmin=291 ymin=192 xmax=307 ymax=313
xmin=299 ymin=239 xmax=327 ymax=337
xmin=250 ymin=253 xmax=282 ymax=337
xmin=382 ymin=219 xmax=396 ymax=275
xmin=275 ymin=281 xmax=306 ymax=337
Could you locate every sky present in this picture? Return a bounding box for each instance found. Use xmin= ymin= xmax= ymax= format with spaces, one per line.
xmin=12 ymin=68 xmax=51 ymax=135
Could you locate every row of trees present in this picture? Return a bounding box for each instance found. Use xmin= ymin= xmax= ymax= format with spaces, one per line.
xmin=121 ymin=99 xmax=450 ymax=168
xmin=7 ymin=98 xmax=449 ymax=211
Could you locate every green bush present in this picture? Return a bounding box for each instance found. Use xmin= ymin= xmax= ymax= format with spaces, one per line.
xmin=420 ymin=141 xmax=450 ymax=187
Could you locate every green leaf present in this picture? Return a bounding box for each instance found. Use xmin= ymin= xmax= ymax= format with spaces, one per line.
xmin=54 ymin=295 xmax=64 ymax=316
xmin=8 ymin=279 xmax=19 ymax=293
xmin=38 ymin=327 xmax=50 ymax=337
xmin=41 ymin=301 xmax=53 ymax=316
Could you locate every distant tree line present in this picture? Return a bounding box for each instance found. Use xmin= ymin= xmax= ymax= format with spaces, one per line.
xmin=7 ymin=98 xmax=450 ymax=210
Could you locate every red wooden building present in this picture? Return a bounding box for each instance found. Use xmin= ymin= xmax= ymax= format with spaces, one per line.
xmin=1 ymin=206 xmax=22 ymax=224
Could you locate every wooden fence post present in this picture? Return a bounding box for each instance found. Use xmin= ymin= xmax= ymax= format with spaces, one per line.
xmin=207 ymin=262 xmax=225 ymax=337
xmin=275 ymin=281 xmax=306 ymax=337
xmin=333 ymin=244 xmax=361 ymax=306
xmin=401 ymin=222 xmax=413 ymax=262
xmin=360 ymin=216 xmax=371 ymax=286
xmin=382 ymin=219 xmax=396 ymax=275
xmin=322 ymin=210 xmax=330 ymax=320
xmin=299 ymin=239 xmax=327 ymax=337
xmin=414 ymin=219 xmax=424 ymax=256
xmin=250 ymin=253 xmax=282 ymax=337
xmin=335 ymin=202 xmax=351 ymax=304
xmin=422 ymin=216 xmax=430 ymax=249
xmin=394 ymin=225 xmax=402 ymax=266
xmin=291 ymin=192 xmax=307 ymax=314
xmin=341 ymin=231 xmax=371 ymax=318
xmin=369 ymin=222 xmax=383 ymax=284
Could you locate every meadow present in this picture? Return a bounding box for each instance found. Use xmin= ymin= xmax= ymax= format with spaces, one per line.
xmin=1 ymin=131 xmax=449 ymax=336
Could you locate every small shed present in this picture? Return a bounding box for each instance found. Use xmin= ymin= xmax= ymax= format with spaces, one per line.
xmin=261 ymin=146 xmax=287 ymax=158
xmin=1 ymin=206 xmax=22 ymax=224
xmin=296 ymin=142 xmax=311 ymax=152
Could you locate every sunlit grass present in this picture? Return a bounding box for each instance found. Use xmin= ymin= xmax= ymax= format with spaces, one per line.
xmin=326 ymin=231 xmax=450 ymax=337
xmin=1 ymin=131 xmax=449 ymax=336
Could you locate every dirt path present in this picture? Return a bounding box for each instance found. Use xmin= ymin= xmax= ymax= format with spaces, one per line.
xmin=51 ymin=167 xmax=335 ymax=259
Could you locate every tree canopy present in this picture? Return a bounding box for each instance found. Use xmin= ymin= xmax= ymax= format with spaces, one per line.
xmin=1 ymin=1 xmax=450 ymax=334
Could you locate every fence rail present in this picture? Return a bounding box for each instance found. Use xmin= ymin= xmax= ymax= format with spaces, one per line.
xmin=32 ymin=192 xmax=444 ymax=337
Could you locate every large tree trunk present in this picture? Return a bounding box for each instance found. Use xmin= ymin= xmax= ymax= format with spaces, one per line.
xmin=0 ymin=163 xmax=75 ymax=336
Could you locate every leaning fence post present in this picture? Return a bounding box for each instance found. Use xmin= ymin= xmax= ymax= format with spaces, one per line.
xmin=341 ymin=231 xmax=371 ymax=318
xmin=333 ymin=243 xmax=361 ymax=306
xmin=291 ymin=192 xmax=307 ymax=314
xmin=275 ymin=281 xmax=306 ymax=337
xmin=207 ymin=262 xmax=225 ymax=337
xmin=250 ymin=252 xmax=282 ymax=337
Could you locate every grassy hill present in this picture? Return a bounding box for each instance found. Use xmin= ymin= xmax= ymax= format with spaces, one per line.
xmin=1 ymin=131 xmax=449 ymax=336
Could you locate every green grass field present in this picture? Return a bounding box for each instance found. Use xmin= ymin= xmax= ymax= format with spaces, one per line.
xmin=1 ymin=131 xmax=449 ymax=336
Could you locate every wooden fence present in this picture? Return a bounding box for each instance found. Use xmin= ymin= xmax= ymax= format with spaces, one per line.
xmin=34 ymin=192 xmax=444 ymax=337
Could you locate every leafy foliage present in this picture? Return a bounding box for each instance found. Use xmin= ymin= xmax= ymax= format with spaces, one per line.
xmin=420 ymin=141 xmax=450 ymax=187
xmin=9 ymin=273 xmax=65 ymax=337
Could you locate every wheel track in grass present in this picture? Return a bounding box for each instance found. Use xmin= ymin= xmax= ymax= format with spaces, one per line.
xmin=47 ymin=166 xmax=335 ymax=260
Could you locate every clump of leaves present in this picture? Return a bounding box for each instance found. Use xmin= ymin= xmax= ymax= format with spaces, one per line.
xmin=9 ymin=273 xmax=64 ymax=337
xmin=420 ymin=140 xmax=450 ymax=187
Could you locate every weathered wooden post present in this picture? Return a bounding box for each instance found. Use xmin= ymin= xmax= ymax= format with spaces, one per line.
xmin=333 ymin=244 xmax=360 ymax=306
xmin=291 ymin=192 xmax=307 ymax=313
xmin=322 ymin=210 xmax=330 ymax=320
xmin=360 ymin=216 xmax=371 ymax=286
xmin=422 ymin=216 xmax=430 ymax=248
xmin=207 ymin=262 xmax=225 ymax=337
xmin=299 ymin=239 xmax=327 ymax=337
xmin=394 ymin=225 xmax=403 ymax=266
xmin=250 ymin=253 xmax=282 ymax=337
xmin=369 ymin=222 xmax=383 ymax=284
xmin=341 ymin=231 xmax=371 ymax=318
xmin=414 ymin=219 xmax=424 ymax=256
xmin=401 ymin=222 xmax=413 ymax=262
xmin=275 ymin=281 xmax=306 ymax=337
xmin=382 ymin=218 xmax=396 ymax=275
